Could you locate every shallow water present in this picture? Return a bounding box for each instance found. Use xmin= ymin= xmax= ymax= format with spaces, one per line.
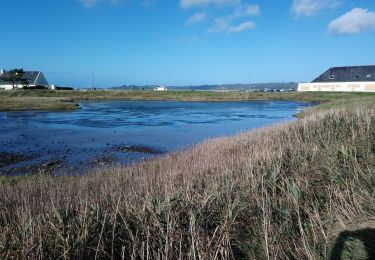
xmin=0 ymin=100 xmax=312 ymax=175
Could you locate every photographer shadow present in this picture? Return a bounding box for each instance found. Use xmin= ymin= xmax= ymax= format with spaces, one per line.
xmin=330 ymin=228 xmax=375 ymax=260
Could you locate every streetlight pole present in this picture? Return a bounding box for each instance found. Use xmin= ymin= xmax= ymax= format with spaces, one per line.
xmin=248 ymin=73 xmax=251 ymax=92
xmin=91 ymin=72 xmax=95 ymax=90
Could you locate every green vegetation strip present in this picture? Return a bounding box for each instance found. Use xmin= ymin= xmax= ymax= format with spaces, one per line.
xmin=1 ymin=89 xmax=375 ymax=111
xmin=0 ymin=94 xmax=374 ymax=258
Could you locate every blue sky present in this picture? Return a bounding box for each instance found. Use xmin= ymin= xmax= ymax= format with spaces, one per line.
xmin=0 ymin=0 xmax=374 ymax=87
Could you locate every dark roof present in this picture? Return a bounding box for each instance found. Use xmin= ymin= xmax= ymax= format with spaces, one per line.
xmin=21 ymin=71 xmax=40 ymax=84
xmin=312 ymin=65 xmax=375 ymax=83
xmin=0 ymin=71 xmax=49 ymax=85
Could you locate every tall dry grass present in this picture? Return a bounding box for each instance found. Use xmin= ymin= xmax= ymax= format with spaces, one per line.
xmin=0 ymin=102 xmax=374 ymax=259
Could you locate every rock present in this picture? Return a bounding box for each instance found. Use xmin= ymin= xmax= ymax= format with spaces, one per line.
xmin=41 ymin=160 xmax=62 ymax=173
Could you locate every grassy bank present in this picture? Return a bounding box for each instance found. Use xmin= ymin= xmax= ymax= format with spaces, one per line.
xmin=1 ymin=89 xmax=374 ymax=111
xmin=0 ymin=96 xmax=374 ymax=258
xmin=0 ymin=96 xmax=79 ymax=111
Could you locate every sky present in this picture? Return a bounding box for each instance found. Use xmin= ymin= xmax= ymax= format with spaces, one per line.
xmin=0 ymin=0 xmax=374 ymax=88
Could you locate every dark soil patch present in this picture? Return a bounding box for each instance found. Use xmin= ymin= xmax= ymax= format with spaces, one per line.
xmin=110 ymin=145 xmax=164 ymax=155
xmin=91 ymin=156 xmax=115 ymax=165
xmin=0 ymin=152 xmax=36 ymax=168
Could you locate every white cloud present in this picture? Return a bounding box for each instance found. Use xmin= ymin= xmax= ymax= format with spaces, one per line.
xmin=141 ymin=0 xmax=157 ymax=8
xmin=208 ymin=17 xmax=231 ymax=32
xmin=329 ymin=8 xmax=375 ymax=34
xmin=180 ymin=0 xmax=240 ymax=9
xmin=228 ymin=21 xmax=255 ymax=32
xmin=233 ymin=4 xmax=260 ymax=17
xmin=80 ymin=0 xmax=99 ymax=8
xmin=79 ymin=0 xmax=120 ymax=8
xmin=186 ymin=12 xmax=207 ymax=26
xmin=291 ymin=0 xmax=339 ymax=17
xmin=207 ymin=4 xmax=259 ymax=33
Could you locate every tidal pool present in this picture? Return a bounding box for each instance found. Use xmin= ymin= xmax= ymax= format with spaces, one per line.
xmin=0 ymin=100 xmax=312 ymax=175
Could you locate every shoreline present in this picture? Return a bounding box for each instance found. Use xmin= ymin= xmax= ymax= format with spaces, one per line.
xmin=0 ymin=93 xmax=373 ymax=177
xmin=1 ymin=89 xmax=373 ymax=112
xmin=0 ymin=99 xmax=306 ymax=176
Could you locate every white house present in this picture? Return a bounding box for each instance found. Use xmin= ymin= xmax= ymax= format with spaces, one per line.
xmin=298 ymin=65 xmax=375 ymax=92
xmin=0 ymin=69 xmax=51 ymax=90
xmin=154 ymin=85 xmax=168 ymax=91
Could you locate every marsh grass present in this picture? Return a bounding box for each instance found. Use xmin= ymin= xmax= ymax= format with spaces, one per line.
xmin=1 ymin=89 xmax=375 ymax=111
xmin=0 ymin=96 xmax=78 ymax=111
xmin=0 ymin=97 xmax=375 ymax=259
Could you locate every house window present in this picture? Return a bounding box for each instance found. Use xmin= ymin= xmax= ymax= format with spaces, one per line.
xmin=329 ymin=75 xmax=334 ymax=80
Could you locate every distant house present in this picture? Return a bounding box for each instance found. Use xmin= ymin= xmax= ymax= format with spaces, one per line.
xmin=0 ymin=69 xmax=51 ymax=90
xmin=154 ymin=85 xmax=168 ymax=91
xmin=298 ymin=65 xmax=375 ymax=92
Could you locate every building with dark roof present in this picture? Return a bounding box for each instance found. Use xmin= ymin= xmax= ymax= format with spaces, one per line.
xmin=0 ymin=69 xmax=51 ymax=90
xmin=298 ymin=65 xmax=375 ymax=92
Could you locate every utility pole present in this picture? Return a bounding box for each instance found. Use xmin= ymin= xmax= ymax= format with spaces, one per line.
xmin=248 ymin=73 xmax=251 ymax=92
xmin=91 ymin=72 xmax=95 ymax=90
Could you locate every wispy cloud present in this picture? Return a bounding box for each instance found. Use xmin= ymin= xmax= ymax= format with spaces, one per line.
xmin=207 ymin=4 xmax=260 ymax=33
xmin=186 ymin=12 xmax=207 ymax=26
xmin=329 ymin=8 xmax=375 ymax=35
xmin=180 ymin=0 xmax=241 ymax=9
xmin=178 ymin=35 xmax=200 ymax=43
xmin=228 ymin=21 xmax=255 ymax=33
xmin=232 ymin=4 xmax=260 ymax=17
xmin=291 ymin=0 xmax=339 ymax=17
xmin=79 ymin=0 xmax=120 ymax=8
xmin=141 ymin=0 xmax=157 ymax=8
xmin=208 ymin=17 xmax=230 ymax=33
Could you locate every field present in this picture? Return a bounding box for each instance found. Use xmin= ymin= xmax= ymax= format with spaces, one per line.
xmin=0 ymin=89 xmax=374 ymax=111
xmin=0 ymin=92 xmax=375 ymax=259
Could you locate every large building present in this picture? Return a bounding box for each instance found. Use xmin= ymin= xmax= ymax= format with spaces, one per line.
xmin=0 ymin=69 xmax=51 ymax=90
xmin=298 ymin=65 xmax=375 ymax=92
